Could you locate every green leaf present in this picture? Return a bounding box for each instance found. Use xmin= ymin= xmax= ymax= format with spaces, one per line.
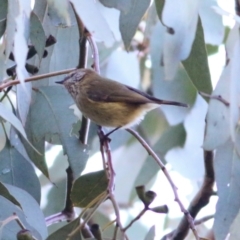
xmin=154 ymin=0 xmax=164 ymax=21
xmin=71 ymin=170 xmax=108 ymax=207
xmin=47 ymin=218 xmax=81 ymax=240
xmin=182 ymin=17 xmax=212 ymax=99
xmin=25 ymin=86 xmax=89 ymax=178
xmin=30 ymin=12 xmax=46 ymax=62
xmin=0 ymin=142 xmax=41 ymax=203
xmin=213 ymin=139 xmax=240 ymax=240
xmin=0 ymin=19 xmax=6 ymax=38
xmin=119 ymin=0 xmax=151 ymax=49
xmin=0 ymin=182 xmax=21 ymax=208
xmin=0 ymin=0 xmax=8 ymax=20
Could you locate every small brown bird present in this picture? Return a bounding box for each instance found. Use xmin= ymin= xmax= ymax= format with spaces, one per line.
xmin=56 ymin=68 xmax=187 ymax=129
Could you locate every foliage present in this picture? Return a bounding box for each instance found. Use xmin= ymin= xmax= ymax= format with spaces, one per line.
xmin=0 ymin=0 xmax=238 ymax=240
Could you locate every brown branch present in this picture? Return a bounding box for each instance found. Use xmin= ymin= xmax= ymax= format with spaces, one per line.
xmin=126 ymin=128 xmax=200 ymax=240
xmin=169 ymin=150 xmax=215 ymax=240
xmin=0 ymin=68 xmax=76 ymax=91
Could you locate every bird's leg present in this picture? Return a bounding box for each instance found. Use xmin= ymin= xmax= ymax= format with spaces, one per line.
xmin=105 ymin=126 xmax=121 ymax=140
xmin=98 ymin=126 xmax=121 ymax=143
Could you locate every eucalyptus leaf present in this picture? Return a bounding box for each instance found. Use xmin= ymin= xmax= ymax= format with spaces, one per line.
xmin=71 ymin=170 xmax=108 ymax=207
xmin=0 ymin=142 xmax=41 ymax=203
xmin=150 ymin=22 xmax=197 ymax=125
xmin=213 ymin=139 xmax=240 ymax=240
xmin=0 ymin=0 xmax=8 ymax=20
xmin=119 ymin=0 xmax=151 ymax=49
xmin=30 ymin=12 xmax=46 ymax=62
xmin=47 ymin=218 xmax=81 ymax=240
xmin=203 ymin=64 xmax=230 ymax=150
xmin=182 ymin=17 xmax=212 ymax=98
xmin=25 ymin=86 xmax=89 ymax=179
xmin=5 ymin=0 xmax=18 ymax=59
xmin=0 ymin=19 xmax=6 ymax=38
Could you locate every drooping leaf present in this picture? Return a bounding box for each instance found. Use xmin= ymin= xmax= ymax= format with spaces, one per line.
xmin=25 ymin=86 xmax=89 ymax=179
xmin=119 ymin=0 xmax=151 ymax=49
xmin=0 ymin=142 xmax=41 ymax=203
xmin=30 ymin=12 xmax=46 ymax=62
xmin=47 ymin=218 xmax=81 ymax=240
xmin=154 ymin=0 xmax=164 ymax=21
xmin=13 ymin=0 xmax=31 ymax=83
xmin=5 ymin=0 xmax=18 ymax=59
xmin=0 ymin=18 xmax=6 ymax=38
xmin=150 ymin=22 xmax=197 ymax=125
xmin=213 ymin=139 xmax=240 ymax=240
xmin=199 ymin=0 xmax=224 ymax=45
xmin=182 ymin=17 xmax=212 ymax=97
xmin=0 ymin=0 xmax=8 ymax=20
xmin=203 ymin=64 xmax=230 ymax=150
xmin=71 ymin=170 xmax=108 ymax=207
xmin=162 ymin=0 xmax=199 ymax=79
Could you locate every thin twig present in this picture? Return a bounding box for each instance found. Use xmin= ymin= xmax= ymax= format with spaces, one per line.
xmin=195 ymin=214 xmax=214 ymax=226
xmin=126 ymin=128 xmax=200 ymax=240
xmin=199 ymin=92 xmax=229 ymax=106
xmin=123 ymin=208 xmax=147 ymax=231
xmin=45 ymin=212 xmax=75 ymax=226
xmin=0 ymin=68 xmax=76 ymax=91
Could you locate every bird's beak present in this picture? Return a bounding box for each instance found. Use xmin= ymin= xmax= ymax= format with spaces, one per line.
xmin=55 ymin=80 xmax=65 ymax=84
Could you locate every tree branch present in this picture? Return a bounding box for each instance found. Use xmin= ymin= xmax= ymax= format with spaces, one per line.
xmin=126 ymin=128 xmax=200 ymax=240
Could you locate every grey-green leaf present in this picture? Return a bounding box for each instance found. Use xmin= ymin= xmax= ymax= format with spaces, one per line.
xmin=47 ymin=218 xmax=81 ymax=240
xmin=213 ymin=139 xmax=240 ymax=240
xmin=182 ymin=17 xmax=212 ymax=99
xmin=25 ymin=86 xmax=89 ymax=179
xmin=30 ymin=12 xmax=46 ymax=62
xmin=119 ymin=0 xmax=151 ymax=49
xmin=71 ymin=170 xmax=108 ymax=207
xmin=0 ymin=142 xmax=41 ymax=203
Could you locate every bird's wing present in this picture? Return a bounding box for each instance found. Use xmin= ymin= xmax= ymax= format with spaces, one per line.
xmin=86 ymin=81 xmax=151 ymax=104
